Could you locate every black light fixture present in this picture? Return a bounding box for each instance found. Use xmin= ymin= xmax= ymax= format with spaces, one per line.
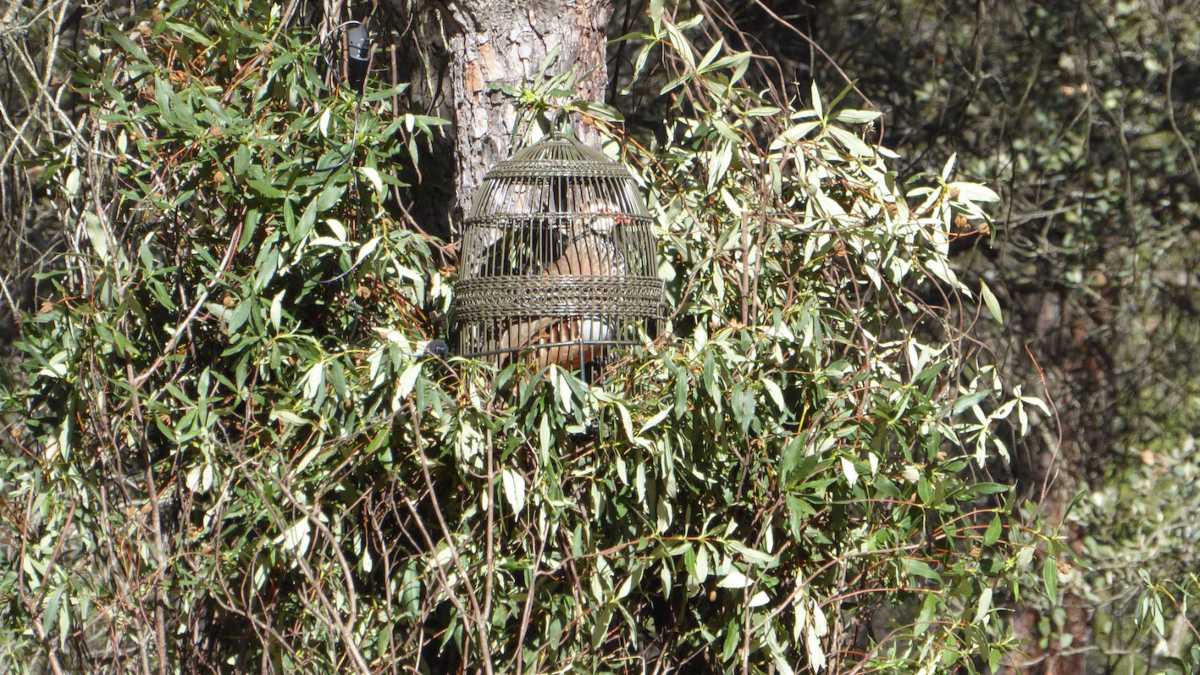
xmin=345 ymin=23 xmax=371 ymax=94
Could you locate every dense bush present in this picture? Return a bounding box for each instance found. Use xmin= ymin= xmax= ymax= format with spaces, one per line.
xmin=0 ymin=1 xmax=1057 ymax=672
xmin=793 ymin=2 xmax=1200 ymax=668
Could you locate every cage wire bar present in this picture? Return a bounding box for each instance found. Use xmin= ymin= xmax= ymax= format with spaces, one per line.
xmin=452 ymin=132 xmax=664 ymax=376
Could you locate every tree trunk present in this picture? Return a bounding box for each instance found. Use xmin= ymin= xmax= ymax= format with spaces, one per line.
xmin=443 ymin=0 xmax=613 ymax=229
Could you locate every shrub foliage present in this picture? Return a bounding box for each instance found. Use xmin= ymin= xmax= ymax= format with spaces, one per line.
xmin=1 ymin=1 xmax=1054 ymax=672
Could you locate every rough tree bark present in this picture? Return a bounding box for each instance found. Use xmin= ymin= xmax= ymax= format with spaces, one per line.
xmin=442 ymin=0 xmax=614 ymax=228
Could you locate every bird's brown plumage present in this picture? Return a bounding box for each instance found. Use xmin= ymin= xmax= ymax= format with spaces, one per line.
xmin=490 ymin=202 xmax=629 ymax=369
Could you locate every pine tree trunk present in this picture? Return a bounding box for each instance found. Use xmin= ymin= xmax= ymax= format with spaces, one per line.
xmin=443 ymin=0 xmax=613 ymax=229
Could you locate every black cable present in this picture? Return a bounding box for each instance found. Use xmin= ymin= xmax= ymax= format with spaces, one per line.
xmin=312 ymin=21 xmax=373 ymax=176
xmin=310 ymin=20 xmax=378 ymax=285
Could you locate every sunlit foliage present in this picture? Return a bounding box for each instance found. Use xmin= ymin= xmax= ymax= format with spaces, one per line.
xmin=0 ymin=1 xmax=1062 ymax=672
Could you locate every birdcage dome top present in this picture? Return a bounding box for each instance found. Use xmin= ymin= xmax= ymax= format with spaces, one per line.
xmin=478 ymin=131 xmax=636 ymax=181
xmin=464 ymin=132 xmax=651 ymax=224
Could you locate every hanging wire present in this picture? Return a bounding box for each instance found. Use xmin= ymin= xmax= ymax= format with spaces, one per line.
xmin=311 ymin=19 xmax=378 ymax=286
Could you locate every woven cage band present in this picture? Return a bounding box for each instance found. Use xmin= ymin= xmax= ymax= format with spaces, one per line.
xmin=453 ymin=276 xmax=663 ymax=322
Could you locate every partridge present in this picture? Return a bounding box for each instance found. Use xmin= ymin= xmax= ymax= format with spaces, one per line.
xmin=492 ymin=202 xmax=630 ymax=369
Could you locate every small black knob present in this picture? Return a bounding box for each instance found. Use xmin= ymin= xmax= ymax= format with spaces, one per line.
xmin=424 ymin=339 xmax=449 ymax=358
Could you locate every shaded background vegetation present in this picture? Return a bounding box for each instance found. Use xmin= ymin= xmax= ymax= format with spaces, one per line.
xmin=801 ymin=3 xmax=1200 ymax=671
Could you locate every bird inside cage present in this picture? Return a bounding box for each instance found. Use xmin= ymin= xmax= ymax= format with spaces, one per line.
xmin=468 ymin=179 xmax=570 ymax=279
xmin=535 ymin=199 xmax=628 ymax=277
xmin=490 ymin=194 xmax=631 ymax=370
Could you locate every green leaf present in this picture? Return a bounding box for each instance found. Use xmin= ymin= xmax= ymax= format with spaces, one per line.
xmin=717 ymin=568 xmax=750 ymax=589
xmin=363 ymin=83 xmax=410 ymax=103
xmin=354 ymin=236 xmax=381 ymax=268
xmin=1043 ymin=557 xmax=1059 ymax=603
xmin=916 ymin=593 xmax=938 ymax=633
xmin=841 ymin=456 xmax=859 ymax=487
xmin=277 ymin=519 xmax=311 ymax=554
xmin=396 ymin=362 xmax=422 ymax=401
xmin=664 ymin=21 xmax=695 ymax=68
xmin=538 ymin=414 xmax=551 ymax=460
xmin=720 ymin=617 xmax=740 ymax=662
xmin=1016 ymin=545 xmax=1035 ymax=569
xmin=57 ymin=588 xmax=69 ymax=648
xmin=964 ymin=482 xmax=1011 ymax=497
xmin=941 ymin=153 xmax=957 ymax=181
xmin=358 ymin=166 xmax=385 ymax=197
xmin=902 ymin=558 xmax=941 ymax=582
xmin=269 ymin=291 xmax=284 ymax=330
xmin=617 ymin=403 xmax=635 ymax=442
xmin=302 ymin=362 xmax=324 ymax=400
xmin=983 ymin=515 xmax=1002 ymax=546
xmin=296 ymin=199 xmax=318 ymax=240
xmin=773 ymin=121 xmax=819 ymax=147
xmin=639 ymin=407 xmax=671 ymax=435
xmin=82 ymin=213 xmax=110 ymax=258
xmin=316 ymin=184 xmax=344 ymax=211
xmin=834 ymin=109 xmax=882 ymax=124
xmin=63 ymin=168 xmax=80 ymax=196
xmin=270 ymin=409 xmax=308 ymax=426
xmin=728 ymin=541 xmax=774 ymax=566
xmin=951 ymin=181 xmax=1001 ymax=202
xmin=980 ymin=281 xmax=1004 ymax=324
xmin=762 ymin=378 xmax=787 ymax=413
xmin=659 ymin=74 xmax=690 ymax=96
xmin=501 ymin=468 xmax=526 ymax=515
xmin=973 ymin=587 xmax=993 ymax=625
xmin=696 ymin=38 xmax=724 ymax=72
xmin=43 ymin=588 xmax=62 ymax=642
xmin=827 ymin=126 xmax=875 ymax=157
xmin=1131 ymin=130 xmax=1175 ymax=151
xmin=163 ymin=21 xmax=213 ymax=46
xmin=248 ymin=177 xmax=285 ymax=198
xmin=952 ymin=391 xmax=988 ymax=415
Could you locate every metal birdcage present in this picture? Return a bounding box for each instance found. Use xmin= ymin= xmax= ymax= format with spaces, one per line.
xmin=452 ymin=132 xmax=664 ymax=374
